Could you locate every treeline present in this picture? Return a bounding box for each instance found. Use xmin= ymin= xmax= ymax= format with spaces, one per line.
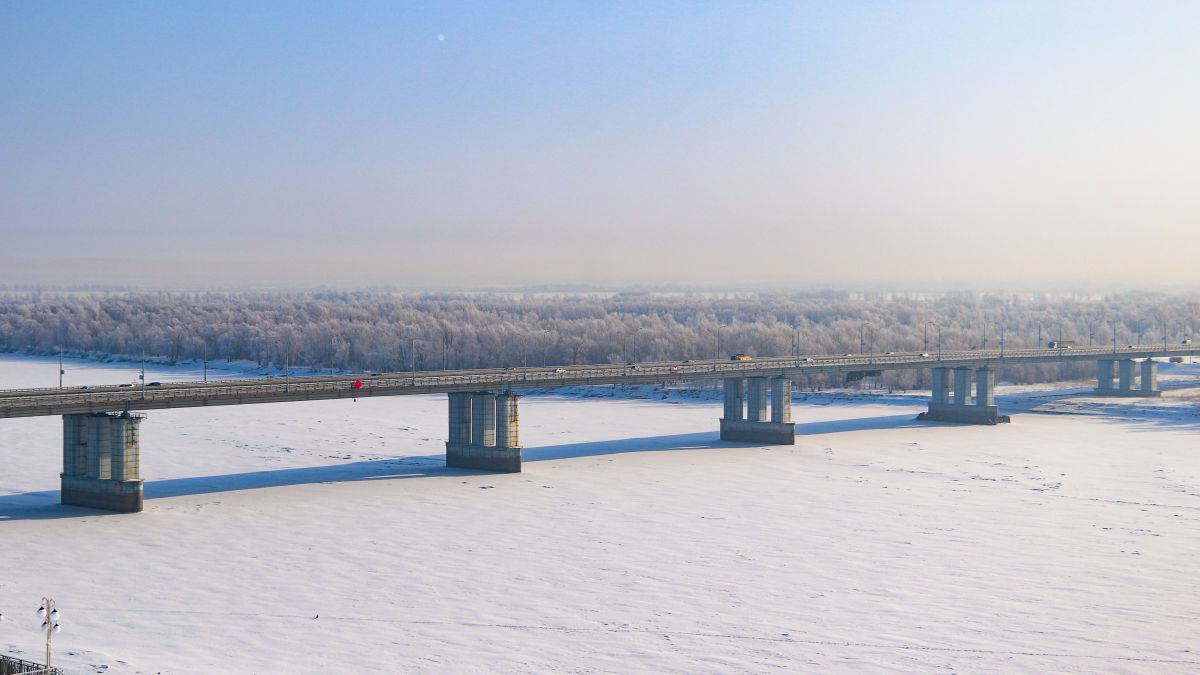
xmin=0 ymin=289 xmax=1196 ymax=388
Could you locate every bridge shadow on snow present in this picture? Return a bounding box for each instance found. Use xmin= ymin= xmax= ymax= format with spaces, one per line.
xmin=0 ymin=414 xmax=933 ymax=520
xmin=793 ymin=412 xmax=936 ymax=435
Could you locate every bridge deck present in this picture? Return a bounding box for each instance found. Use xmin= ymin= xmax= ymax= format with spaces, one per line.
xmin=1 ymin=345 xmax=1197 ymax=418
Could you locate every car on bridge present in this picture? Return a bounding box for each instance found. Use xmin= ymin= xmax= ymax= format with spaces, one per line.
xmin=730 ymin=354 xmax=752 ymax=361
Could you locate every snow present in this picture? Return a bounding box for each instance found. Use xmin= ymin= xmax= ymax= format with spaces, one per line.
xmin=2 ymin=355 xmax=1199 ymax=673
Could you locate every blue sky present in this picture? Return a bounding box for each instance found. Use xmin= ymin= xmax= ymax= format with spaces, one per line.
xmin=2 ymin=2 xmax=1197 ymax=288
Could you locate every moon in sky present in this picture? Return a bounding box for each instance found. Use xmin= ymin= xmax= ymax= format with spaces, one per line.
xmin=437 ymin=34 xmax=445 ymax=41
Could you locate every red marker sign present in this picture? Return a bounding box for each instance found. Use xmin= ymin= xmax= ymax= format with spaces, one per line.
xmin=352 ymin=379 xmax=363 ymax=390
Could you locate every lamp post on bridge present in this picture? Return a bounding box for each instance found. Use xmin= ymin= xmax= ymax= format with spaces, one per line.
xmin=924 ymin=320 xmax=936 ymax=353
xmin=714 ymin=324 xmax=726 ymax=372
xmin=859 ymin=323 xmax=874 ymax=363
xmin=412 ymin=338 xmax=420 ymax=384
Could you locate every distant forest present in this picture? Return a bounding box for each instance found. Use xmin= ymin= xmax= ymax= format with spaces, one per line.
xmin=1 ymin=290 xmax=1196 ymax=388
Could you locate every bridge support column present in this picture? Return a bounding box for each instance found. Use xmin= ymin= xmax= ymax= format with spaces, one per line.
xmin=931 ymin=367 xmax=950 ymax=405
xmin=975 ymin=367 xmax=995 ymax=408
xmin=1118 ymin=359 xmax=1136 ymax=393
xmin=920 ymin=366 xmax=1008 ymax=424
xmin=770 ymin=378 xmax=792 ymax=424
xmin=720 ymin=377 xmax=794 ymax=445
xmin=1140 ymin=359 xmax=1160 ymax=396
xmin=722 ymin=378 xmax=744 ymax=421
xmin=61 ymin=412 xmax=144 ymax=512
xmin=1095 ymin=359 xmax=1115 ymax=394
xmin=746 ymin=377 xmax=769 ymax=422
xmin=446 ymin=392 xmax=521 ymax=472
xmin=953 ymin=367 xmax=972 ymax=406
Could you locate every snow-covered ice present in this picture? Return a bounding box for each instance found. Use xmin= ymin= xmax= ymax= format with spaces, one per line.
xmin=2 ymin=355 xmax=1199 ymax=673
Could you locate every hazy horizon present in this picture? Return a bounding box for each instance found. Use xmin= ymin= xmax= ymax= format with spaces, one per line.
xmin=4 ymin=2 xmax=1198 ymax=288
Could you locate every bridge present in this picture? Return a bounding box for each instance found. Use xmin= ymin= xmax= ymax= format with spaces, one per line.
xmin=3 ymin=343 xmax=1197 ymax=513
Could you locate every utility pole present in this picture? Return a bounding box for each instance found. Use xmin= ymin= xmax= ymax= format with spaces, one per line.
xmin=442 ymin=331 xmax=448 ymax=371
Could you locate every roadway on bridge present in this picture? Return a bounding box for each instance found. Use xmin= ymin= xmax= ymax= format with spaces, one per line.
xmin=1 ymin=344 xmax=1197 ymax=418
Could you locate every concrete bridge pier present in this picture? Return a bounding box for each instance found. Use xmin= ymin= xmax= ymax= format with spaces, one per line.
xmin=920 ymin=366 xmax=1007 ymax=424
xmin=720 ymin=377 xmax=795 ymax=444
xmin=953 ymin=367 xmax=972 ymax=406
xmin=61 ymin=412 xmax=144 ymax=512
xmin=1140 ymin=359 xmax=1160 ymax=396
xmin=930 ymin=367 xmax=950 ymax=405
xmin=1095 ymin=359 xmax=1115 ymax=394
xmin=1118 ymin=359 xmax=1136 ymax=393
xmin=446 ymin=391 xmax=521 ymax=472
xmin=1096 ymin=358 xmax=1161 ymax=397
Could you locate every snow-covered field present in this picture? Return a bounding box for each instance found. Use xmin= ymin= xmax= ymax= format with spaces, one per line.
xmin=2 ymin=355 xmax=1199 ymax=674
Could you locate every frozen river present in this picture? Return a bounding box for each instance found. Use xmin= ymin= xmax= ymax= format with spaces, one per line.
xmin=2 ymin=355 xmax=1199 ymax=673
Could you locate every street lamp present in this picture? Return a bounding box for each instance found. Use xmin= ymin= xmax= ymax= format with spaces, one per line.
xmin=542 ymin=329 xmax=551 ymax=367
xmin=927 ymin=322 xmax=942 ymax=360
xmin=37 ymin=597 xmax=60 ymax=670
xmin=924 ymin=321 xmax=935 ymax=353
xmin=277 ymin=339 xmax=291 ymax=392
xmin=411 ymin=338 xmax=420 ymax=384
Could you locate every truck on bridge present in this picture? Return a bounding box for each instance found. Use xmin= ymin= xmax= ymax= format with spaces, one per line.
xmin=1047 ymin=340 xmax=1076 ymax=349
